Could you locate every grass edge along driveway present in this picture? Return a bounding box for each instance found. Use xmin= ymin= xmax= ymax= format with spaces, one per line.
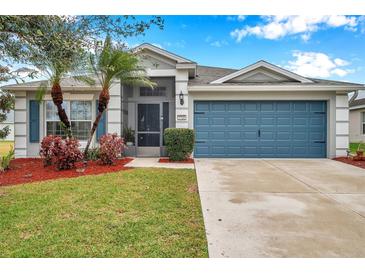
xmin=0 ymin=168 xmax=208 ymax=258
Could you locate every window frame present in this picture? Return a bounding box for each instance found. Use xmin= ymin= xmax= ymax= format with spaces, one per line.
xmin=362 ymin=111 xmax=365 ymax=135
xmin=139 ymin=86 xmax=167 ymax=97
xmin=44 ymin=100 xmax=93 ymax=142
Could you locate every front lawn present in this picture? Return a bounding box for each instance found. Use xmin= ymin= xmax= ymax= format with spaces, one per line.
xmin=0 ymin=141 xmax=13 ymax=156
xmin=0 ymin=168 xmax=208 ymax=257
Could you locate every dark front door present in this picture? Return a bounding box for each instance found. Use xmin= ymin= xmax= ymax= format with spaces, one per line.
xmin=137 ymin=103 xmax=161 ymax=156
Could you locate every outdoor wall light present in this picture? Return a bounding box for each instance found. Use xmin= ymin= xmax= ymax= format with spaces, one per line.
xmin=179 ymin=91 xmax=184 ymax=106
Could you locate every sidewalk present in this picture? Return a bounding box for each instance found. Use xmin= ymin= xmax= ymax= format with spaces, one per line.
xmin=125 ymin=158 xmax=195 ymax=169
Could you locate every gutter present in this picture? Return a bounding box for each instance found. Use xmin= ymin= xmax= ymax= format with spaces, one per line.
xmin=188 ymin=85 xmax=365 ymax=92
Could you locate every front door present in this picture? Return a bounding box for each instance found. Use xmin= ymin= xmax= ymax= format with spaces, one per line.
xmin=136 ymin=103 xmax=161 ymax=157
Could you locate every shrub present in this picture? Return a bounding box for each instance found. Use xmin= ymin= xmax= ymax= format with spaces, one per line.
xmin=164 ymin=128 xmax=195 ymax=161
xmin=123 ymin=127 xmax=135 ymax=144
xmin=40 ymin=135 xmax=57 ymax=166
xmin=86 ymin=147 xmax=100 ymax=161
xmin=99 ymin=133 xmax=125 ymax=165
xmin=0 ymin=146 xmax=14 ymax=172
xmin=39 ymin=135 xmax=83 ymax=170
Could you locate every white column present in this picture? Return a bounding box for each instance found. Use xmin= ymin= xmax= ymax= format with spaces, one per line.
xmin=13 ymin=91 xmax=27 ymax=158
xmin=175 ymin=69 xmax=189 ymax=128
xmin=335 ymin=94 xmax=349 ymax=157
xmin=107 ymin=83 xmax=122 ymax=135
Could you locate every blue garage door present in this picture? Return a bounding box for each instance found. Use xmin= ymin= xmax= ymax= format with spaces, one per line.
xmin=194 ymin=101 xmax=327 ymax=158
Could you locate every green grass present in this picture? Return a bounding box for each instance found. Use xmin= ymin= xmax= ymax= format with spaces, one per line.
xmin=0 ymin=168 xmax=208 ymax=257
xmin=0 ymin=141 xmax=13 ymax=156
xmin=350 ymin=143 xmax=365 ymax=153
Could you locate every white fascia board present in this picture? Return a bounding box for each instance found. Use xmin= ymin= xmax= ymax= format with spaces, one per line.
xmin=349 ymin=105 xmax=365 ymax=110
xmin=133 ymin=43 xmax=195 ymax=64
xmin=3 ymin=86 xmax=101 ymax=91
xmin=210 ymin=60 xmax=313 ymax=84
xmin=188 ymin=85 xmax=363 ymax=92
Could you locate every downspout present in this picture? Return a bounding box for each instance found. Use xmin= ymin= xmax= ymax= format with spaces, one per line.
xmin=349 ymin=90 xmax=358 ymax=104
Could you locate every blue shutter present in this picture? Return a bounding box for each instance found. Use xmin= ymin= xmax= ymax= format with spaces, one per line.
xmin=29 ymin=100 xmax=40 ymax=142
xmin=96 ymin=100 xmax=106 ymax=141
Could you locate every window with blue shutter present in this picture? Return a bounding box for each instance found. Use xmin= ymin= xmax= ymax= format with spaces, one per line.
xmin=29 ymin=100 xmax=40 ymax=142
xmin=96 ymin=100 xmax=107 ymax=141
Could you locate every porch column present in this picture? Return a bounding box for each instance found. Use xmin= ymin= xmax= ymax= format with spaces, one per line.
xmin=335 ymin=93 xmax=349 ymax=157
xmin=175 ymin=69 xmax=189 ymax=128
xmin=107 ymin=83 xmax=122 ymax=136
xmin=14 ymin=91 xmax=27 ymax=158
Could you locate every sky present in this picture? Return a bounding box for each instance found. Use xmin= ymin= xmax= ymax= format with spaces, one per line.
xmin=125 ymin=15 xmax=365 ymax=87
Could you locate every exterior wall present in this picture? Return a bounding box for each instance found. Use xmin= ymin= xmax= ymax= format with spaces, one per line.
xmin=107 ymin=83 xmax=121 ymax=135
xmin=349 ymin=108 xmax=365 ymax=142
xmin=175 ymin=70 xmax=189 ymax=128
xmin=335 ymin=94 xmax=349 ymax=156
xmin=13 ymin=90 xmax=99 ymax=158
xmin=14 ymin=91 xmax=27 ymax=157
xmin=188 ymin=90 xmax=342 ymax=158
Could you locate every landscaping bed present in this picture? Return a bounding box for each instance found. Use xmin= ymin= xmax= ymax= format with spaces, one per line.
xmin=0 ymin=157 xmax=133 ymax=186
xmin=334 ymin=157 xmax=365 ymax=169
xmin=0 ymin=168 xmax=208 ymax=257
xmin=158 ymin=157 xmax=194 ymax=164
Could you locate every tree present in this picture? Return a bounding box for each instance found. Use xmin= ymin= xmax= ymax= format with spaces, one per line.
xmin=0 ymin=16 xmax=164 ymax=137
xmin=83 ymin=36 xmax=155 ymax=158
xmin=0 ymin=90 xmax=14 ymax=139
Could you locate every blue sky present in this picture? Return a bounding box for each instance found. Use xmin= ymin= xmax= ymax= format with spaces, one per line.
xmin=126 ymin=15 xmax=365 ymax=84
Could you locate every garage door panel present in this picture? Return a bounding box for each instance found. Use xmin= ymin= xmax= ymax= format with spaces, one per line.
xmin=194 ymin=101 xmax=326 ymax=158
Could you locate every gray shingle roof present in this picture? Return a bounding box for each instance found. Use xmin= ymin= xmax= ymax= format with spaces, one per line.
xmin=350 ymin=98 xmax=365 ymax=108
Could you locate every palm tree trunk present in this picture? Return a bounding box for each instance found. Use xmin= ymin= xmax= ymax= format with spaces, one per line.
xmin=83 ymin=87 xmax=110 ymax=160
xmin=51 ymin=83 xmax=72 ymax=138
xmin=84 ymin=110 xmax=104 ymax=159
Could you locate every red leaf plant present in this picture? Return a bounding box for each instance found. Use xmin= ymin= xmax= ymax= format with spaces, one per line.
xmin=99 ymin=133 xmax=126 ymax=165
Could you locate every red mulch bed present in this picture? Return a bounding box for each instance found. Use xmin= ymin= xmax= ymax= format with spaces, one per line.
xmin=0 ymin=157 xmax=133 ymax=187
xmin=334 ymin=157 xmax=365 ymax=169
xmin=158 ymin=157 xmax=194 ymax=164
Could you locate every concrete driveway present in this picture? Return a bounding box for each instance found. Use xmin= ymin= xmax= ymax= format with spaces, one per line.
xmin=195 ymin=159 xmax=365 ymax=257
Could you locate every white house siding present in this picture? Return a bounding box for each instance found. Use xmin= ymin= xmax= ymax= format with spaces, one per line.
xmin=107 ymin=84 xmax=122 ymax=135
xmin=349 ymin=108 xmax=365 ymax=143
xmin=188 ymin=90 xmax=344 ymax=158
xmin=14 ymin=91 xmax=27 ymax=157
xmin=335 ymin=94 xmax=350 ymax=156
xmin=175 ymin=69 xmax=189 ymax=129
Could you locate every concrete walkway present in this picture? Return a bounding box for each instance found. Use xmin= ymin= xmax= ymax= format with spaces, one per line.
xmin=195 ymin=159 xmax=365 ymax=257
xmin=124 ymin=157 xmax=195 ymax=169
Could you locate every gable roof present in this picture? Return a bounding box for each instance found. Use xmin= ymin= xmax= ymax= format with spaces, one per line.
xmin=210 ymin=60 xmax=313 ymax=84
xmin=132 ymin=43 xmax=195 ymax=64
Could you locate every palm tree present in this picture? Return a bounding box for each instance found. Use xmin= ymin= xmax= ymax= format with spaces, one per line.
xmin=84 ymin=35 xmax=154 ymax=158
xmin=33 ymin=18 xmax=94 ymax=138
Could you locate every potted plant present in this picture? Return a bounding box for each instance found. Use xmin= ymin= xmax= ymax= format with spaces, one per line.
xmin=123 ymin=127 xmax=135 ymax=146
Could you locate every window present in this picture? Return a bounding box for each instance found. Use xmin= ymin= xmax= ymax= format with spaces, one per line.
xmin=362 ymin=112 xmax=365 ymax=135
xmin=140 ymin=86 xmax=166 ymax=97
xmin=46 ymin=101 xmax=92 ymax=140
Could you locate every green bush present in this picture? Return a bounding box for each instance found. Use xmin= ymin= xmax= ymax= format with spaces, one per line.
xmin=86 ymin=147 xmax=100 ymax=161
xmin=164 ymin=128 xmax=195 ymax=161
xmin=0 ymin=146 xmax=14 ymax=172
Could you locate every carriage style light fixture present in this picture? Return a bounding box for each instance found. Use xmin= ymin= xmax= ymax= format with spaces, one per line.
xmin=179 ymin=91 xmax=184 ymax=106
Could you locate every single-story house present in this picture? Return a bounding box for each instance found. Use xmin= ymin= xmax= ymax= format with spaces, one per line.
xmin=349 ymin=97 xmax=365 ymax=143
xmin=2 ymin=43 xmax=365 ymax=158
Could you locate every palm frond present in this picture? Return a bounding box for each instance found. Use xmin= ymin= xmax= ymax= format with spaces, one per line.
xmin=35 ymin=82 xmax=48 ymax=103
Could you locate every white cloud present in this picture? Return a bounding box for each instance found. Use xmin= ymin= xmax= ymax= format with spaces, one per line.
xmin=285 ymin=51 xmax=355 ymax=78
xmin=227 ymin=15 xmax=246 ymax=22
xmin=210 ymin=40 xmax=228 ymax=47
xmin=231 ymin=15 xmax=360 ymax=42
xmin=237 ymin=15 xmax=246 ymax=22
